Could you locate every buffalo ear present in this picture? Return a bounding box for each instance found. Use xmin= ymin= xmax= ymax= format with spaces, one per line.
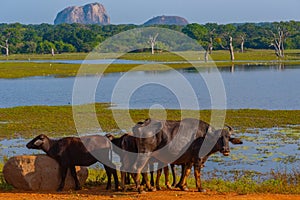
xmin=207 ymin=126 xmax=214 ymax=134
xmin=105 ymin=134 xmax=114 ymax=141
xmin=229 ymin=138 xmax=243 ymax=145
xmin=34 ymin=139 xmax=44 ymax=146
xmin=152 ymin=121 xmax=163 ymax=133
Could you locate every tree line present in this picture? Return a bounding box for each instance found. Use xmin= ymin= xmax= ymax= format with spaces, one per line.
xmin=0 ymin=21 xmax=299 ymax=55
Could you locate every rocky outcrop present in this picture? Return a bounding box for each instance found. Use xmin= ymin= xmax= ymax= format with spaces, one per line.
xmin=3 ymin=155 xmax=88 ymax=191
xmin=54 ymin=3 xmax=110 ymax=25
xmin=144 ymin=15 xmax=189 ymax=26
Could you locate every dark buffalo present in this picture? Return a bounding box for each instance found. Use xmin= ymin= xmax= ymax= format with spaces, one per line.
xmin=131 ymin=118 xmax=242 ymax=192
xmin=106 ymin=133 xmax=155 ymax=191
xmin=107 ymin=133 xmax=176 ymax=191
xmin=174 ymin=127 xmax=243 ymax=191
xmin=26 ymin=134 xmax=119 ymax=191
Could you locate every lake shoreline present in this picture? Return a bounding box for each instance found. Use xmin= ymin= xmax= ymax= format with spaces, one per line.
xmin=1 ymin=49 xmax=300 ymax=79
xmin=0 ymin=104 xmax=300 ymax=138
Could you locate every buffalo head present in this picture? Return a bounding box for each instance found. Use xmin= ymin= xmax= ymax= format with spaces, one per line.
xmin=132 ymin=118 xmax=163 ymax=138
xmin=214 ymin=125 xmax=243 ymax=156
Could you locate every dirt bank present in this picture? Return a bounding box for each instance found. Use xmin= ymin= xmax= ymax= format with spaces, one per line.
xmin=0 ymin=186 xmax=299 ymax=200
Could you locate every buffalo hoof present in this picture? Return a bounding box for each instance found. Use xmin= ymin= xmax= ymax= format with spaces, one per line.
xmin=56 ymin=187 xmax=63 ymax=192
xmin=148 ymin=187 xmax=156 ymax=192
xmin=150 ymin=181 xmax=155 ymax=187
xmin=179 ymin=186 xmax=189 ymax=191
xmin=75 ymin=186 xmax=82 ymax=191
xmin=166 ymin=184 xmax=173 ymax=190
xmin=156 ymin=186 xmax=162 ymax=191
xmin=139 ymin=190 xmax=147 ymax=194
xmin=138 ymin=186 xmax=145 ymax=194
xmin=115 ymin=185 xmax=122 ymax=191
xmin=198 ymin=188 xmax=206 ymax=192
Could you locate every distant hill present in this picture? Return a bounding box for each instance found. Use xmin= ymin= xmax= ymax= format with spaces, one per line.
xmin=144 ymin=15 xmax=189 ymax=26
xmin=54 ymin=3 xmax=110 ymax=25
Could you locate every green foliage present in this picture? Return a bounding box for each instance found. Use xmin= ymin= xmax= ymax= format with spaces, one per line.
xmin=0 ymin=21 xmax=299 ymax=55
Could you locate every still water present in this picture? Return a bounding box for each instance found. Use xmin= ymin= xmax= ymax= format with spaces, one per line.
xmin=0 ymin=65 xmax=299 ymax=174
xmin=0 ymin=65 xmax=300 ymax=110
xmin=1 ymin=126 xmax=299 ymax=174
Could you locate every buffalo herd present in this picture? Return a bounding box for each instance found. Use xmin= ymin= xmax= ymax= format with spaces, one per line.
xmin=27 ymin=118 xmax=242 ymax=193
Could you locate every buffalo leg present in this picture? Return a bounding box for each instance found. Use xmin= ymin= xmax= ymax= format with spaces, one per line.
xmin=178 ymin=162 xmax=193 ymax=191
xmin=155 ymin=161 xmax=165 ymax=190
xmin=194 ymin=163 xmax=205 ymax=192
xmin=125 ymin=172 xmax=131 ymax=184
xmin=149 ymin=162 xmax=155 ymax=187
xmin=175 ymin=164 xmax=186 ymax=188
xmin=103 ymin=165 xmax=112 ymax=190
xmin=155 ymin=168 xmax=163 ymax=190
xmin=70 ymin=165 xmax=81 ymax=190
xmin=120 ymin=171 xmax=126 ymax=191
xmin=133 ymin=155 xmax=151 ymax=193
xmin=57 ymin=166 xmax=68 ymax=192
xmin=170 ymin=164 xmax=177 ymax=187
xmin=163 ymin=166 xmax=172 ymax=189
xmin=142 ymin=172 xmax=156 ymax=192
xmin=104 ymin=165 xmax=119 ymax=191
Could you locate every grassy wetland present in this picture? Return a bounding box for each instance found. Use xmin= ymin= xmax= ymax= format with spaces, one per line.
xmin=0 ymin=104 xmax=300 ymax=194
xmin=0 ymin=49 xmax=300 ymax=79
xmin=0 ymin=50 xmax=300 ymax=194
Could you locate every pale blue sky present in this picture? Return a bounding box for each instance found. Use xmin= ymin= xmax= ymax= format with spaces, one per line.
xmin=1 ymin=0 xmax=299 ymax=25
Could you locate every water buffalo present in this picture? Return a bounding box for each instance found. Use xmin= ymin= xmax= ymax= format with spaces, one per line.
xmin=26 ymin=134 xmax=119 ymax=191
xmin=174 ymin=127 xmax=243 ymax=192
xmin=106 ymin=133 xmax=156 ymax=191
xmin=107 ymin=133 xmax=176 ymax=191
xmin=131 ymin=118 xmax=242 ymax=192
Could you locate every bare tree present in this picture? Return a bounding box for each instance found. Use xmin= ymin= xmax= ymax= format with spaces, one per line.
xmin=239 ymin=34 xmax=246 ymax=53
xmin=228 ymin=36 xmax=235 ymax=61
xmin=204 ymin=29 xmax=215 ymax=62
xmin=270 ymin=27 xmax=288 ymax=58
xmin=149 ymin=33 xmax=159 ymax=55
xmin=217 ymin=35 xmax=235 ymax=61
xmin=0 ymin=39 xmax=9 ymax=56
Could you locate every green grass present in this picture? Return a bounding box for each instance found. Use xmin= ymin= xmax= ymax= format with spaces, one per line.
xmin=1 ymin=165 xmax=299 ymax=194
xmin=0 ymin=49 xmax=300 ymax=79
xmin=0 ymin=104 xmax=300 ymax=139
xmin=0 ymin=53 xmax=89 ymax=61
xmin=0 ymin=163 xmax=14 ymax=191
xmin=201 ymin=169 xmax=300 ymax=194
xmin=0 ymin=103 xmax=299 ymax=194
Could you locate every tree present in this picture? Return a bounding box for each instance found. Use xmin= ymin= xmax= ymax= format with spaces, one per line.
xmin=228 ymin=36 xmax=235 ymax=61
xmin=216 ymin=35 xmax=235 ymax=61
xmin=182 ymin=23 xmax=208 ymax=42
xmin=204 ymin=29 xmax=215 ymax=62
xmin=148 ymin=33 xmax=159 ymax=55
xmin=239 ymin=34 xmax=246 ymax=53
xmin=270 ymin=27 xmax=288 ymax=58
xmin=0 ymin=38 xmax=9 ymax=56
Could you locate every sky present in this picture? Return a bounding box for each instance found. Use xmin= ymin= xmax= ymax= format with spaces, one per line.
xmin=0 ymin=0 xmax=299 ymax=25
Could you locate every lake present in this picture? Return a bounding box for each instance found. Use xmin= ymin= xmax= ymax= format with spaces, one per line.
xmin=0 ymin=64 xmax=299 ymax=175
xmin=1 ymin=65 xmax=300 ymax=110
xmin=1 ymin=126 xmax=299 ymax=175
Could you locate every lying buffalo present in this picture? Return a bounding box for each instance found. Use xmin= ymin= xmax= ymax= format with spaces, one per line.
xmin=131 ymin=118 xmax=242 ymax=193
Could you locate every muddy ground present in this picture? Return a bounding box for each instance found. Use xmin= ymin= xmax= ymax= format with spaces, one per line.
xmin=0 ymin=186 xmax=299 ymax=200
